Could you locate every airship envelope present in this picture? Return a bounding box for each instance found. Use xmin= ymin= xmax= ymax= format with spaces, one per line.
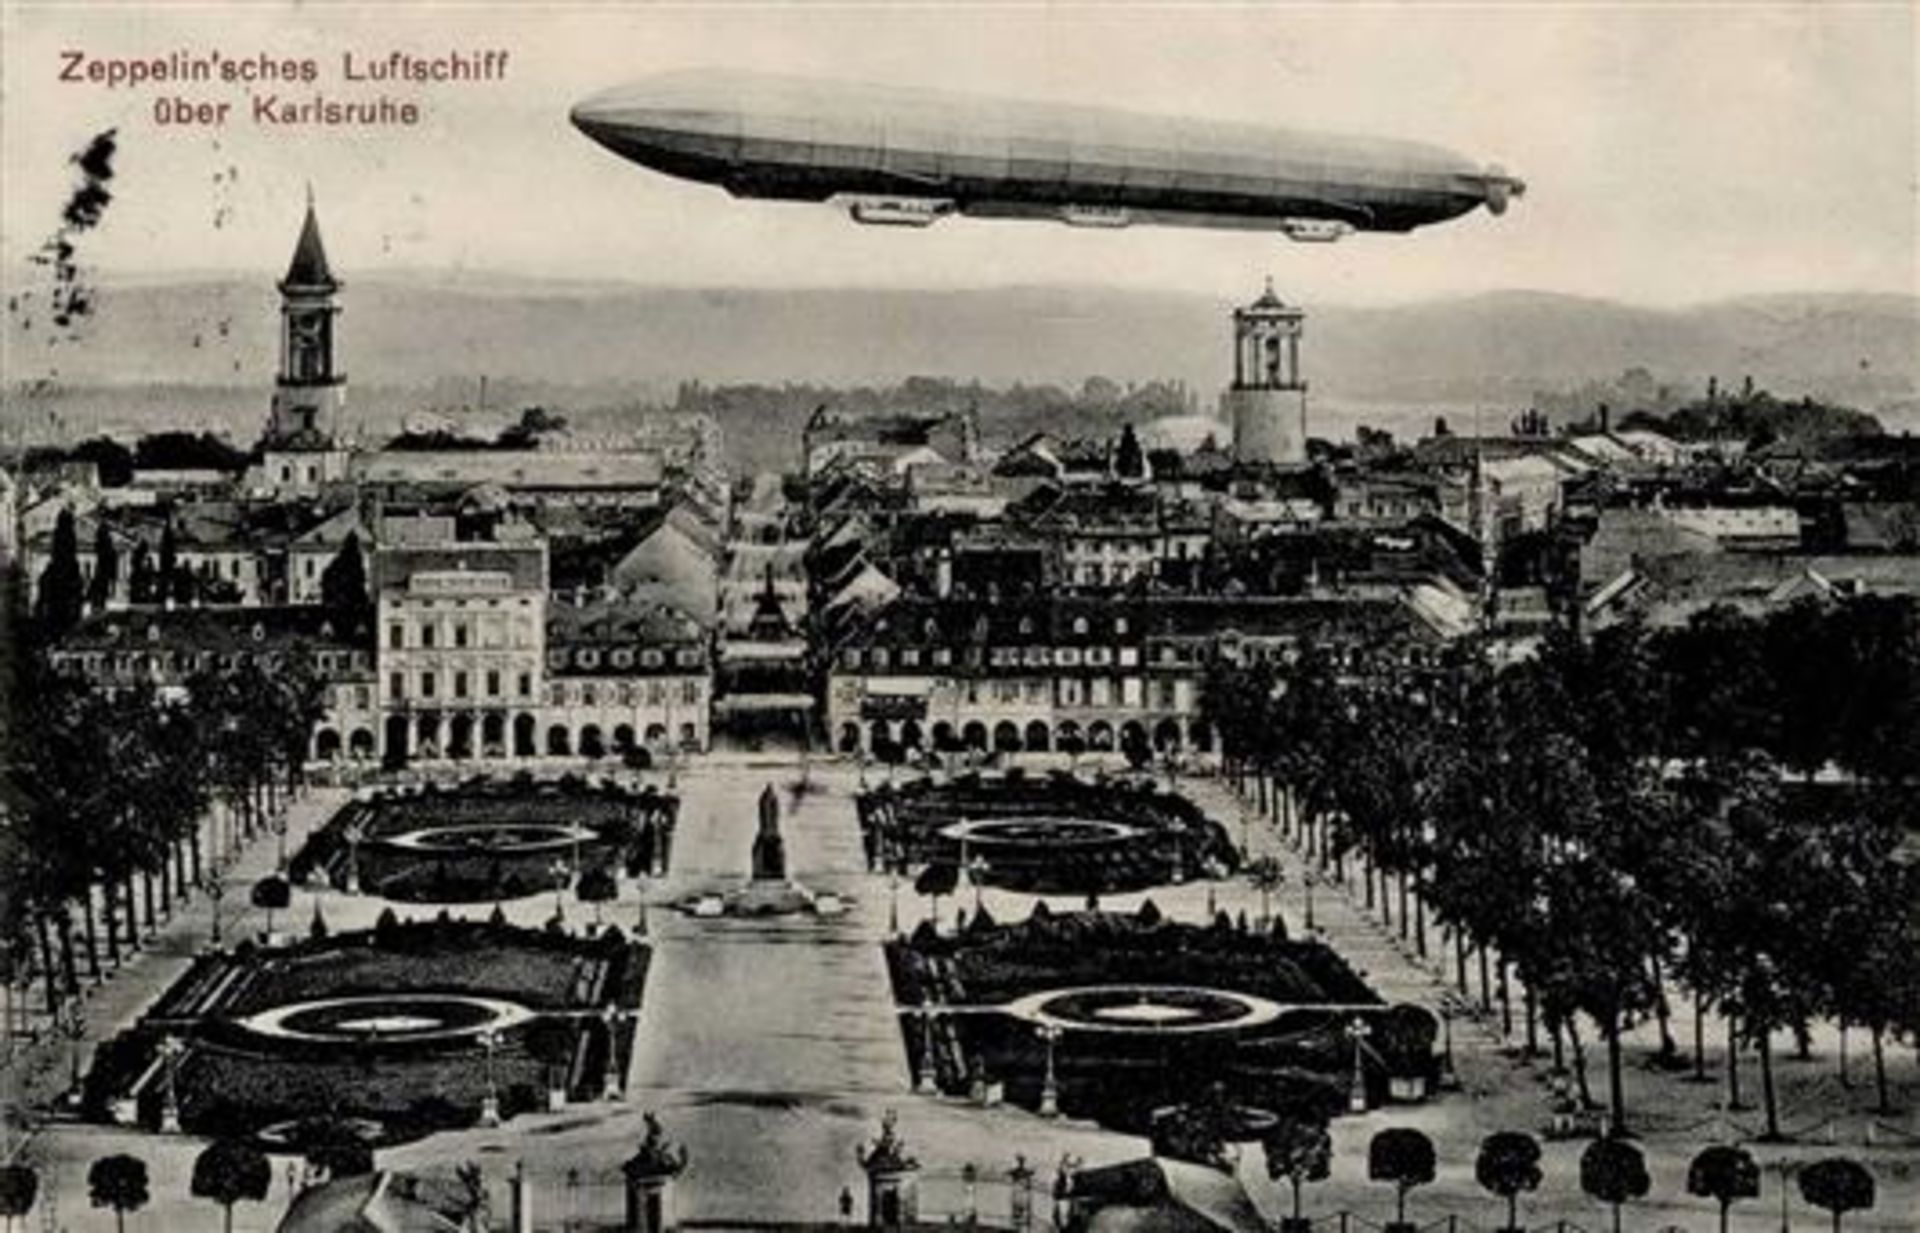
xmin=571 ymin=69 xmax=1525 ymax=241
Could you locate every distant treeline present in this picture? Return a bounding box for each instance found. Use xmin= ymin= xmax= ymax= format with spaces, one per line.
xmin=21 ymin=431 xmax=250 ymax=486
xmin=1542 ymin=369 xmax=1883 ymax=446
xmin=670 ymin=376 xmax=1196 ymax=473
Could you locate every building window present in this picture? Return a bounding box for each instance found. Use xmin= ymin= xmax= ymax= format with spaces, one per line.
xmin=454 ymin=671 xmax=469 ymax=699
xmin=579 ymin=649 xmax=600 ymax=669
xmin=389 ymin=671 xmax=404 ymax=699
xmin=454 ymin=623 xmax=470 ymax=649
xmin=612 ymin=649 xmax=633 ymax=668
xmin=518 ymin=672 xmax=532 ymax=697
xmin=642 ymin=650 xmax=664 ymax=668
xmin=844 ymin=649 xmax=862 ymax=669
xmin=420 ymin=671 xmax=436 ymax=699
xmin=420 ymin=623 xmax=437 ymax=649
xmin=388 ymin=623 xmax=404 ymax=649
xmin=487 ymin=670 xmax=501 ymax=697
xmin=583 ymin=684 xmax=597 ymax=706
xmin=681 ymin=680 xmax=699 ymax=705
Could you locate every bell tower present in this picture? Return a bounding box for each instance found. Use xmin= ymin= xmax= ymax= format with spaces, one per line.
xmin=1222 ymin=279 xmax=1307 ymax=465
xmin=266 ymin=188 xmax=345 ymax=444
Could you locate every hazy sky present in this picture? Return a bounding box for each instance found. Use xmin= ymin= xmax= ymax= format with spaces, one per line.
xmin=1 ymin=2 xmax=1914 ymax=308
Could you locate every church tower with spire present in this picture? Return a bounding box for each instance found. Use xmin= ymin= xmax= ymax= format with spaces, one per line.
xmin=255 ymin=192 xmax=352 ymax=496
xmin=267 ymin=190 xmax=345 ymax=442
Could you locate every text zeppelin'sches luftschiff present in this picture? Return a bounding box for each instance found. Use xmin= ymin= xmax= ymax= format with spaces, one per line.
xmin=57 ymin=49 xmax=511 ymax=127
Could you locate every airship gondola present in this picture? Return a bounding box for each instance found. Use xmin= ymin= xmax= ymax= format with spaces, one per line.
xmin=570 ymin=70 xmax=1524 ymax=241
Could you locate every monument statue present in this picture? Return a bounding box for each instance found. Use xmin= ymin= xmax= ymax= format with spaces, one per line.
xmin=752 ymin=784 xmax=786 ymax=882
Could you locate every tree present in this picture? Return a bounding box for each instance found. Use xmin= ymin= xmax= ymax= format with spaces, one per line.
xmin=87 ymin=522 xmax=118 ymax=611
xmin=1261 ymin=1115 xmax=1331 ymax=1230
xmin=915 ymin=862 xmax=958 ymax=924
xmin=1687 ymin=1144 xmax=1760 ymax=1233
xmin=1149 ymin=1083 xmax=1236 ymax=1172
xmin=1366 ymin=1127 xmax=1436 ymax=1230
xmin=1579 ymin=1137 xmax=1650 ymax=1233
xmin=1474 ymin=1132 xmax=1542 ymax=1232
xmin=87 ymin=1153 xmax=149 ymax=1233
xmin=319 ymin=531 xmax=371 ymax=624
xmin=157 ymin=519 xmax=180 ymax=607
xmin=190 ymin=1138 xmax=270 ymax=1233
xmin=577 ymin=865 xmax=618 ymax=926
xmin=127 ymin=541 xmax=154 ymax=605
xmin=0 ymin=1164 xmax=38 ymax=1232
xmin=303 ymin=1118 xmax=375 ymax=1179
xmin=251 ymin=875 xmax=291 ymax=939
xmin=34 ymin=507 xmax=84 ymax=634
xmin=1797 ymin=1158 xmax=1875 ymax=1233
xmin=498 ymin=405 xmax=568 ymax=447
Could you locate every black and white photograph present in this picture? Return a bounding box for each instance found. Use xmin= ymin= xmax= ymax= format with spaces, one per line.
xmin=1 ymin=3 xmax=1917 ymax=1230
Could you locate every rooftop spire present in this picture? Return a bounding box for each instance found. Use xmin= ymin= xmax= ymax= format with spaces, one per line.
xmin=1247 ymin=276 xmax=1287 ymax=311
xmin=282 ymin=192 xmax=338 ymax=292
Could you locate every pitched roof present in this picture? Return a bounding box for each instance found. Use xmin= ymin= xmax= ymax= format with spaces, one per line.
xmin=282 ymin=200 xmax=339 ymax=292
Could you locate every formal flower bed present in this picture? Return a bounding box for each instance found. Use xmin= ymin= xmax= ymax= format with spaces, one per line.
xmin=289 ymin=773 xmax=678 ymax=903
xmin=857 ymin=770 xmax=1238 ymax=893
xmin=84 ymin=918 xmax=649 ymax=1145
xmin=884 ymin=904 xmax=1436 ymax=1134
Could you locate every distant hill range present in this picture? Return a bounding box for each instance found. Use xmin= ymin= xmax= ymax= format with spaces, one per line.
xmin=8 ymin=278 xmax=1916 ymax=460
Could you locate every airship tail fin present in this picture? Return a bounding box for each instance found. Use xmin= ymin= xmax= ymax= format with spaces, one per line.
xmin=1480 ymin=166 xmax=1527 ymax=215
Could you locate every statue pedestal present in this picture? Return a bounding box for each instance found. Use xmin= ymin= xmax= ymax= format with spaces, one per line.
xmin=722 ymin=880 xmax=817 ymax=916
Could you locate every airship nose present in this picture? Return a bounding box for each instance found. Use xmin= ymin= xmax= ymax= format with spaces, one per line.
xmin=569 ymin=89 xmax=627 ymax=147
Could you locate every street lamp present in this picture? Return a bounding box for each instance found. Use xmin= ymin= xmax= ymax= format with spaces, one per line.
xmin=1302 ymin=868 xmax=1317 ymax=934
xmin=158 ymin=1035 xmax=183 ymax=1133
xmin=1345 ymin=1017 xmax=1372 ymax=1113
xmin=888 ymin=869 xmax=900 ymax=937
xmin=916 ymin=1003 xmax=938 ymax=1094
xmin=548 ymin=858 xmax=571 ymax=921
xmin=1038 ymin=1025 xmax=1062 ymax=1118
xmin=342 ymin=821 xmax=364 ymax=895
xmin=601 ymin=1005 xmax=632 ymax=1101
xmin=1436 ymin=994 xmax=1461 ymax=1090
xmin=204 ymin=870 xmax=228 ymax=949
xmin=478 ymin=1029 xmax=501 ymax=1127
xmin=967 ymin=855 xmax=987 ymax=915
xmin=59 ymin=1000 xmax=86 ymax=1099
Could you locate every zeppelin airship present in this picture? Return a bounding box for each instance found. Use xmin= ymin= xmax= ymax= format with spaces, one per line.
xmin=570 ymin=69 xmax=1524 ymax=242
